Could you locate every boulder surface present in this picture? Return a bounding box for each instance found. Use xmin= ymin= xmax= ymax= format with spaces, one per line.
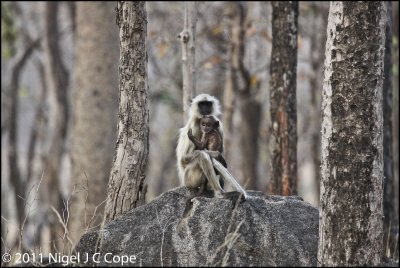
xmin=74 ymin=187 xmax=319 ymax=266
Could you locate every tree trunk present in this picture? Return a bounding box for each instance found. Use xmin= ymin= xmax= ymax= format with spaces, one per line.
xmin=69 ymin=2 xmax=119 ymax=244
xmin=318 ymin=2 xmax=386 ymax=266
xmin=382 ymin=1 xmax=398 ymax=257
xmin=239 ymin=97 xmax=261 ymax=190
xmin=268 ymin=1 xmax=298 ymax=196
xmin=7 ymin=39 xmax=39 ymax=224
xmin=43 ymin=1 xmax=70 ymax=251
xmin=104 ymin=1 xmax=149 ymax=222
xmin=393 ymin=6 xmax=400 ymax=256
xmin=179 ymin=2 xmax=197 ymax=122
xmin=223 ymin=2 xmax=246 ymax=166
xmin=309 ymin=3 xmax=328 ymax=202
xmin=27 ymin=60 xmax=47 ymax=187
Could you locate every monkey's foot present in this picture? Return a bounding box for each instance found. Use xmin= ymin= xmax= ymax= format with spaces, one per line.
xmin=222 ymin=191 xmax=246 ymax=203
xmin=213 ymin=191 xmax=224 ymax=199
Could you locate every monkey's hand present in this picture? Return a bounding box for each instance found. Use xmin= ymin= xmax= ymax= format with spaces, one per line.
xmin=181 ymin=155 xmax=193 ymax=167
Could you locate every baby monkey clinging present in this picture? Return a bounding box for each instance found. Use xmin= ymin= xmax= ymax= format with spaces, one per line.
xmin=188 ymin=115 xmax=227 ymax=168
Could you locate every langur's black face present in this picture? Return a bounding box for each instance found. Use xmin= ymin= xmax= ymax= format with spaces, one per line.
xmin=198 ymin=101 xmax=213 ymax=116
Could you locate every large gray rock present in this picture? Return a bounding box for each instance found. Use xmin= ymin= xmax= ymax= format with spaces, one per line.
xmin=74 ymin=187 xmax=319 ymax=266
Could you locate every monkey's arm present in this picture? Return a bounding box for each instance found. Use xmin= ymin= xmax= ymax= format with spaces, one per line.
xmin=188 ymin=129 xmax=206 ymax=150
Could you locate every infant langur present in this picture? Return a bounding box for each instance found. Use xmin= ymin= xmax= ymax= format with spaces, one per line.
xmin=188 ymin=115 xmax=227 ymax=195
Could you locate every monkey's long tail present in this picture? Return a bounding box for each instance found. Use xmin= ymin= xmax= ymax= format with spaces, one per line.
xmin=212 ymin=159 xmax=248 ymax=199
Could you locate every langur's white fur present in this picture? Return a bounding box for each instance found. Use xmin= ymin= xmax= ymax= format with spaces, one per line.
xmin=182 ymin=150 xmax=224 ymax=197
xmin=189 ymin=94 xmax=221 ymax=118
xmin=176 ymin=94 xmax=224 ymax=185
xmin=177 ymin=93 xmax=246 ymax=199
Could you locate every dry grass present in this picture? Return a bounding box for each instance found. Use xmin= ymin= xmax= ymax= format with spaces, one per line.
xmin=1 ymin=170 xmax=107 ymax=266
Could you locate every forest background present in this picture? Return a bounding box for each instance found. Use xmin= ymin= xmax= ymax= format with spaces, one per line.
xmin=1 ymin=1 xmax=398 ymax=261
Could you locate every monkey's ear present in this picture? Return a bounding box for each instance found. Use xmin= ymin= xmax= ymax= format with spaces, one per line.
xmin=215 ymin=121 xmax=220 ymax=128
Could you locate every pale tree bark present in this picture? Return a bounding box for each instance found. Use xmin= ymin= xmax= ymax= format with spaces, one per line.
xmin=69 ymin=2 xmax=119 ymax=244
xmin=179 ymin=2 xmax=197 ymax=122
xmin=43 ymin=1 xmax=69 ymax=250
xmin=309 ymin=3 xmax=328 ymax=202
xmin=223 ymin=2 xmax=246 ymax=166
xmin=27 ymin=60 xmax=47 ymax=186
xmin=26 ymin=59 xmax=48 ymax=250
xmin=104 ymin=1 xmax=149 ymax=222
xmin=66 ymin=2 xmax=76 ymax=36
xmin=268 ymin=1 xmax=298 ymax=196
xmin=318 ymin=2 xmax=386 ymax=266
xmin=6 ymin=39 xmax=39 ymax=224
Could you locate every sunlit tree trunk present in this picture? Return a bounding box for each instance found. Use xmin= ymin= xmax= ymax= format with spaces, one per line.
xmin=104 ymin=1 xmax=149 ymax=222
xmin=318 ymin=2 xmax=386 ymax=266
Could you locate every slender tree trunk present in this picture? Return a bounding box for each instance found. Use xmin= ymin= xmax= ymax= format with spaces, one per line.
xmin=69 ymin=2 xmax=119 ymax=244
xmin=27 ymin=60 xmax=47 ymax=185
xmin=309 ymin=3 xmax=328 ymax=202
xmin=179 ymin=2 xmax=197 ymax=122
xmin=393 ymin=6 xmax=400 ymax=254
xmin=223 ymin=2 xmax=246 ymax=165
xmin=318 ymin=2 xmax=386 ymax=266
xmin=382 ymin=1 xmax=398 ymax=257
xmin=27 ymin=60 xmax=48 ymax=250
xmin=7 ymin=39 xmax=39 ymax=224
xmin=239 ymin=97 xmax=261 ymax=189
xmin=268 ymin=1 xmax=298 ymax=196
xmin=207 ymin=5 xmax=227 ymax=101
xmin=104 ymin=1 xmax=149 ymax=222
xmin=44 ymin=1 xmax=69 ymax=250
xmin=66 ymin=2 xmax=76 ymax=36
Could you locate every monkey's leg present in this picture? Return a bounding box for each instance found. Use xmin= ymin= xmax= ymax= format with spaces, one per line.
xmin=195 ymin=151 xmax=224 ymax=198
xmin=184 ymin=162 xmax=205 ymax=189
xmin=197 ymin=180 xmax=207 ymax=195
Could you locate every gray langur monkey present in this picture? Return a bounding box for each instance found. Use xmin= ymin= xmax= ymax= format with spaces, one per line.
xmin=176 ymin=94 xmax=247 ymax=199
